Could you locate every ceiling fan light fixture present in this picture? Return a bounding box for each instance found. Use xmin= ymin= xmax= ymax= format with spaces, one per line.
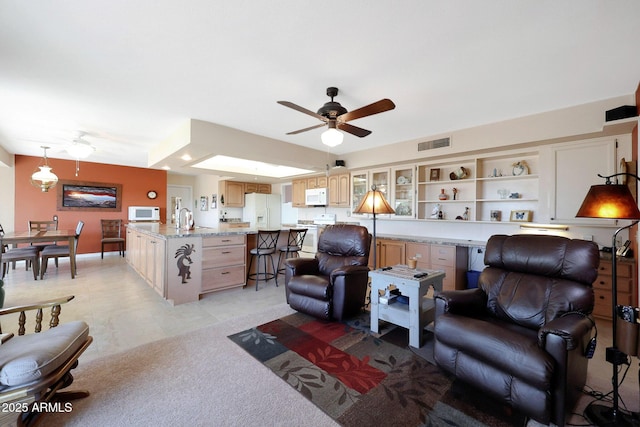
xmin=321 ymin=128 xmax=343 ymax=147
xmin=30 ymin=146 xmax=58 ymax=192
xmin=66 ymin=138 xmax=95 ymax=159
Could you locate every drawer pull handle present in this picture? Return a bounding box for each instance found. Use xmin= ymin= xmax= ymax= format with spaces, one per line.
xmin=599 ymin=296 xmax=605 ymax=300
xmin=222 ymin=239 xmax=231 ymax=242
xmin=221 ymin=271 xmax=230 ymax=275
xmin=222 ymin=251 xmax=231 ymax=254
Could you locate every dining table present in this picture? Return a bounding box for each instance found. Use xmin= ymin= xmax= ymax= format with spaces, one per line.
xmin=0 ymin=229 xmax=78 ymax=279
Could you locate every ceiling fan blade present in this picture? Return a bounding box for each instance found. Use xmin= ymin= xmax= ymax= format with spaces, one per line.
xmin=286 ymin=123 xmax=327 ymax=135
xmin=337 ymin=122 xmax=372 ymax=138
xmin=339 ymin=98 xmax=396 ymax=123
xmin=277 ymin=101 xmax=327 ymax=121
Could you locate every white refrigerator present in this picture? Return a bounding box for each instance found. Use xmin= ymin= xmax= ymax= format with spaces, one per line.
xmin=243 ymin=193 xmax=282 ymax=229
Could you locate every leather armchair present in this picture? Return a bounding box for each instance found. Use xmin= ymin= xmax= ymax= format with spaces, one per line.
xmin=433 ymin=234 xmax=599 ymax=427
xmin=284 ymin=224 xmax=371 ymax=321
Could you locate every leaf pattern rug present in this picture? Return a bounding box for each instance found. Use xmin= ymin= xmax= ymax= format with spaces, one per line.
xmin=228 ymin=311 xmax=525 ymax=427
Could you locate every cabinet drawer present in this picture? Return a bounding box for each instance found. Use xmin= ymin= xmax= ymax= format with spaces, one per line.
xmin=203 ymin=235 xmax=245 ymax=247
xmin=594 ymin=275 xmax=634 ymax=293
xmin=202 ymin=265 xmax=245 ymax=291
xmin=202 ymin=246 xmax=245 ymax=268
xmin=597 ymin=261 xmax=633 ymax=278
xmin=430 ymin=245 xmax=455 ymax=267
xmin=594 ymin=289 xmax=634 ymax=318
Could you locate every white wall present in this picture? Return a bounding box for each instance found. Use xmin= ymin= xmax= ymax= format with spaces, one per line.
xmin=0 ymin=160 xmax=15 ymax=232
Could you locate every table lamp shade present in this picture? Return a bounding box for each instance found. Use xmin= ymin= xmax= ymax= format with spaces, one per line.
xmin=576 ymin=184 xmax=640 ymax=220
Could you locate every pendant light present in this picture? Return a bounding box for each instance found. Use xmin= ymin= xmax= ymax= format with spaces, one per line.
xmin=66 ymin=134 xmax=95 ymax=176
xmin=30 ymin=146 xmax=58 ymax=192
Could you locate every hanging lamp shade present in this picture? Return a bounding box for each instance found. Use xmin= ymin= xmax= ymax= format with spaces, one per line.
xmin=30 ymin=146 xmax=58 ymax=192
xmin=353 ymin=185 xmax=395 ymax=215
xmin=576 ymin=184 xmax=640 ymax=220
xmin=321 ymin=120 xmax=344 ymax=147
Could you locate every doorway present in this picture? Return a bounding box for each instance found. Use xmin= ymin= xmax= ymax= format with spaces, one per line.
xmin=167 ymin=185 xmax=193 ymax=225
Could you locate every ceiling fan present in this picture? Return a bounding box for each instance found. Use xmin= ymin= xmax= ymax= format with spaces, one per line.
xmin=278 ymin=87 xmax=395 ymax=146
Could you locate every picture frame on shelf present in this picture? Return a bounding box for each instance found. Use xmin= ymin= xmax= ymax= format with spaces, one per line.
xmin=509 ymin=210 xmax=532 ymax=222
xmin=429 ymin=168 xmax=440 ymax=181
xmin=490 ymin=210 xmax=501 ymax=221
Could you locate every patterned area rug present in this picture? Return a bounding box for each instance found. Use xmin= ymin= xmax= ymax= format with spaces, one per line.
xmin=228 ymin=311 xmax=526 ymax=427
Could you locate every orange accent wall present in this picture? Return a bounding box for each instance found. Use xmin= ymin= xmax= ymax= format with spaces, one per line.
xmin=15 ymin=155 xmax=167 ymax=254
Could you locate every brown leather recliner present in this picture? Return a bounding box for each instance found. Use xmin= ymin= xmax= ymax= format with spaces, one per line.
xmin=434 ymin=234 xmax=599 ymax=427
xmin=284 ymin=224 xmax=371 ymax=321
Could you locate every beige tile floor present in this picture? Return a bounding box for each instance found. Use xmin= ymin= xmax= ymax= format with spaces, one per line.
xmin=1 ymin=252 xmax=639 ymax=425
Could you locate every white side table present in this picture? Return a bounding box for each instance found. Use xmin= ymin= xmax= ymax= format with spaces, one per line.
xmin=369 ymin=265 xmax=445 ymax=348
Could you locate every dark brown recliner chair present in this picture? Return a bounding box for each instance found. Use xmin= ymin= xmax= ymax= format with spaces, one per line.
xmin=284 ymin=224 xmax=371 ymax=321
xmin=433 ymin=234 xmax=599 ymax=427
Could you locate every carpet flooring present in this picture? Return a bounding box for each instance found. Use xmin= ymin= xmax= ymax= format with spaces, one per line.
xmin=229 ymin=311 xmax=526 ymax=427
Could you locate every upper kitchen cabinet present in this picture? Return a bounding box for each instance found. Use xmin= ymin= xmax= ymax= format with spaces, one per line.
xmin=351 ymin=168 xmax=391 ymax=217
xmin=541 ymin=136 xmax=624 ymax=226
xmin=328 ymin=173 xmax=350 ymax=207
xmin=307 ymin=176 xmax=327 ymax=189
xmin=292 ymin=179 xmax=307 ymax=207
xmin=244 ymin=183 xmax=271 ymax=194
xmin=219 ymin=180 xmax=245 ymax=207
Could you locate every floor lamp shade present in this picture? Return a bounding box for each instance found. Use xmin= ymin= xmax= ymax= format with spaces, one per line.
xmin=353 ymin=185 xmax=395 ymax=270
xmin=576 ymin=184 xmax=640 ymax=220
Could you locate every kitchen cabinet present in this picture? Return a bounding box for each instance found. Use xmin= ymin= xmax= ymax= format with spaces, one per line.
xmin=405 ymin=242 xmax=430 ymax=269
xmin=592 ymin=258 xmax=637 ymax=319
xmin=219 ymin=180 xmax=245 ymax=207
xmin=201 ymin=235 xmax=246 ymax=293
xmin=392 ymin=166 xmax=415 ymax=217
xmin=292 ymin=179 xmax=307 ymax=207
xmin=328 ymin=173 xmax=350 ymax=207
xmin=244 ymin=183 xmax=271 ymax=194
xmin=126 ymin=227 xmax=166 ymax=296
xmin=351 ymin=171 xmax=368 ymax=213
xmin=307 ymin=176 xmax=327 ymax=189
xmin=430 ymin=244 xmax=468 ymax=291
xmin=375 ymin=238 xmax=406 ymax=268
xmin=351 ymin=168 xmax=391 ymax=217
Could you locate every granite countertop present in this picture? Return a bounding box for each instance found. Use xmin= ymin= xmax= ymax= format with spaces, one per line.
xmin=127 ymin=222 xmax=266 ymax=239
xmin=375 ymin=233 xmax=487 ymax=248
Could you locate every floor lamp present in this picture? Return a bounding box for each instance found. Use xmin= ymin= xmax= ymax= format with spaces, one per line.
xmin=576 ymin=172 xmax=640 ymax=427
xmin=353 ymin=184 xmax=395 ymax=269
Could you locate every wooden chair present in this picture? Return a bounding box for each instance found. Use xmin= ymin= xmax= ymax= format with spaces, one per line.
xmin=28 ymin=219 xmax=58 ymax=252
xmin=0 ymin=224 xmax=39 ymax=281
xmin=0 ymin=295 xmax=92 ymax=427
xmin=100 ymin=219 xmax=125 ymax=258
xmin=246 ymin=229 xmax=280 ymax=291
xmin=40 ymin=221 xmax=84 ymax=279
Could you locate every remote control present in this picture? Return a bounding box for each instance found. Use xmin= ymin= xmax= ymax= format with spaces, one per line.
xmin=584 ymin=337 xmax=597 ymax=359
xmin=413 ymin=272 xmax=428 ymax=278
xmin=381 ymin=266 xmax=392 ymax=271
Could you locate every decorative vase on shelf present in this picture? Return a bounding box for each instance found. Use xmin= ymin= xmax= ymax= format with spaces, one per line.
xmin=438 ymin=189 xmax=448 ymax=200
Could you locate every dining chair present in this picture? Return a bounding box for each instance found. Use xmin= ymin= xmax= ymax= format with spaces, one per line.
xmin=40 ymin=221 xmax=84 ymax=279
xmin=277 ymin=228 xmax=307 ymax=276
xmin=246 ymin=229 xmax=280 ymax=291
xmin=28 ymin=219 xmax=59 ymax=252
xmin=0 ymin=224 xmax=40 ymax=281
xmin=100 ymin=219 xmax=125 ymax=258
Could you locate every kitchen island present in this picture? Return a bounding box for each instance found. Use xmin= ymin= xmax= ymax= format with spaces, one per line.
xmin=126 ymin=223 xmax=276 ymax=305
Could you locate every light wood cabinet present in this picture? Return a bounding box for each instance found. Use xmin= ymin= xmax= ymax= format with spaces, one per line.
xmin=430 ymin=244 xmax=468 ymax=291
xmin=307 ymin=176 xmax=327 ymax=189
xmin=219 ymin=180 xmax=245 ymax=207
xmin=244 ymin=183 xmax=271 ymax=194
xmin=405 ymin=242 xmax=430 ymax=270
xmin=292 ymin=179 xmax=307 ymax=207
xmin=328 ymin=173 xmax=350 ymax=207
xmin=126 ymin=227 xmax=166 ymax=296
xmin=593 ymin=258 xmax=637 ymax=319
xmin=374 ymin=238 xmax=406 ymax=268
xmin=201 ymin=235 xmax=246 ymax=293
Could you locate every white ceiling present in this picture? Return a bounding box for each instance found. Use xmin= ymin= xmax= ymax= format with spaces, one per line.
xmin=1 ymin=1 xmax=640 ymax=176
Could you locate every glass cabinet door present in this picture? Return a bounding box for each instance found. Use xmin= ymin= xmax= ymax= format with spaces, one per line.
xmin=392 ymin=166 xmax=415 ymax=217
xmin=351 ymin=172 xmax=369 ymax=214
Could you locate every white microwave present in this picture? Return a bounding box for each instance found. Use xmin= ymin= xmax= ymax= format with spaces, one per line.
xmin=305 ymin=188 xmax=327 ymax=206
xmin=128 ymin=206 xmax=160 ymax=221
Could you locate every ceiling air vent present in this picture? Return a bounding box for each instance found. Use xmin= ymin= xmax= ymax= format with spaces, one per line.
xmin=418 ymin=137 xmax=450 ymax=151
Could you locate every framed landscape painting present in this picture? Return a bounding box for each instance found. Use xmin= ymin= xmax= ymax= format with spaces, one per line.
xmin=57 ymin=180 xmax=122 ymax=212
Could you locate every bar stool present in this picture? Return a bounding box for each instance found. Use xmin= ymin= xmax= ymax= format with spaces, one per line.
xmin=277 ymin=228 xmax=307 ymax=276
xmin=246 ymin=230 xmax=281 ymax=291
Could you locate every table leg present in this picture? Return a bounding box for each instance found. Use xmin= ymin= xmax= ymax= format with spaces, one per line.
xmin=370 ymin=280 xmax=380 ymax=334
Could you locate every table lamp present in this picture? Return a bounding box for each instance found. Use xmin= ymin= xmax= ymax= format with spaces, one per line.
xmin=353 ymin=184 xmax=395 ymax=269
xmin=575 ymin=172 xmax=640 ymax=427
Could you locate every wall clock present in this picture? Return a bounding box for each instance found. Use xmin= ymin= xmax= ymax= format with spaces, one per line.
xmin=147 ymin=190 xmax=158 ymax=200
